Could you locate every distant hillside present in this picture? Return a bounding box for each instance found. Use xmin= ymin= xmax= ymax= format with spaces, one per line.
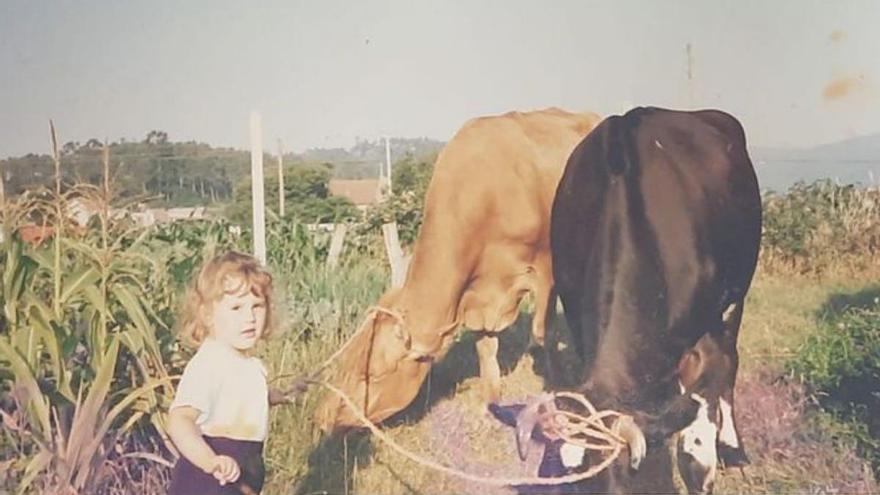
xmin=301 ymin=137 xmax=444 ymax=179
xmin=0 ymin=134 xmax=445 ymax=206
xmin=752 ymin=134 xmax=880 ymax=192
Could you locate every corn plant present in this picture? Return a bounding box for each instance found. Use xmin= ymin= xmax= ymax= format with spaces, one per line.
xmin=0 ymin=184 xmax=177 ymax=493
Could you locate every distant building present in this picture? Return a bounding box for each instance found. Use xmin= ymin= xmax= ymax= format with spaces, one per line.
xmin=328 ymin=179 xmax=387 ymax=211
xmin=17 ymin=224 xmax=55 ymax=246
xmin=68 ymin=197 xmax=100 ymax=226
xmin=130 ymin=206 xmax=208 ymax=227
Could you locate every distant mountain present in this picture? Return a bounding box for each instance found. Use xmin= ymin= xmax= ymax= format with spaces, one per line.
xmin=751 ymin=134 xmax=880 ymax=192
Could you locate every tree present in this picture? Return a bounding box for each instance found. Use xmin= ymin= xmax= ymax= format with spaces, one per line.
xmin=362 ymin=152 xmax=436 ymax=245
xmin=144 ymin=130 xmax=169 ymax=145
xmin=226 ymin=163 xmax=358 ymax=225
xmin=84 ymin=138 xmax=103 ymax=150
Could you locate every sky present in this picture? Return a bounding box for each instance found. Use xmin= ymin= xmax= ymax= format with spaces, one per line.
xmin=2 ymin=0 xmax=879 ymax=159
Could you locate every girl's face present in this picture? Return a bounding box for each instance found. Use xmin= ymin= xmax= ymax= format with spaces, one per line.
xmin=208 ymin=282 xmax=267 ymax=352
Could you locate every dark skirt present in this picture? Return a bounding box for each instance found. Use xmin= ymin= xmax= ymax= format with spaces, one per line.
xmin=169 ymin=436 xmax=265 ymax=495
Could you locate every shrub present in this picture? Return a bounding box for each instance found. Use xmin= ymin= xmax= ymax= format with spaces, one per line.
xmin=789 ymin=295 xmax=880 ymax=472
xmin=761 ymin=180 xmax=880 ymax=273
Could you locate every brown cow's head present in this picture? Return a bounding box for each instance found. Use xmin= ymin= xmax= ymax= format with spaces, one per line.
xmin=315 ymin=291 xmax=457 ymax=432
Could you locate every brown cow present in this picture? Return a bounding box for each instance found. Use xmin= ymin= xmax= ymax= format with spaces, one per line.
xmin=317 ymin=108 xmax=602 ymax=430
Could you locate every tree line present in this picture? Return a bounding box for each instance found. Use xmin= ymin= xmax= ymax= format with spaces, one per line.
xmin=0 ymin=131 xmax=440 ymax=227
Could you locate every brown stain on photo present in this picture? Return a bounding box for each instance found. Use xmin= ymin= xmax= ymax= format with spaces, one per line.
xmin=823 ymin=74 xmax=869 ymax=101
xmin=829 ymin=30 xmax=846 ymax=43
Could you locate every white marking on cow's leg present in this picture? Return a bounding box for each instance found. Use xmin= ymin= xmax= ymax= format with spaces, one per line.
xmin=679 ymin=380 xmax=686 ymax=394
xmin=560 ymin=442 xmax=587 ymax=468
xmin=654 ymin=139 xmax=664 ymax=149
xmin=718 ymin=398 xmax=739 ymax=449
xmin=679 ymin=394 xmax=718 ymax=493
xmin=722 ymin=302 xmax=739 ymax=324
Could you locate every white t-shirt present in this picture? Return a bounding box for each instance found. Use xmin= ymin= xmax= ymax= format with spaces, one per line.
xmin=170 ymin=338 xmax=269 ymax=442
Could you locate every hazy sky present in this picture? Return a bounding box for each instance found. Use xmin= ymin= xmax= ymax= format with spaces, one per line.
xmin=2 ymin=0 xmax=878 ymax=159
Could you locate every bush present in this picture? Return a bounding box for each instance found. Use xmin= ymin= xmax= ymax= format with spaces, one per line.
xmin=761 ymin=180 xmax=880 ymax=273
xmin=360 ymin=152 xmax=435 ymax=246
xmin=227 ymin=164 xmax=359 ymax=225
xmin=789 ymin=295 xmax=880 ymax=472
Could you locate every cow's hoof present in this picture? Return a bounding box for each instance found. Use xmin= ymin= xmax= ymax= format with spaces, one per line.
xmin=718 ymin=444 xmax=750 ymax=468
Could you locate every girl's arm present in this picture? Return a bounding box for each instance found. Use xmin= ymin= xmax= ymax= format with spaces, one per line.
xmin=167 ymin=406 xmax=240 ymax=483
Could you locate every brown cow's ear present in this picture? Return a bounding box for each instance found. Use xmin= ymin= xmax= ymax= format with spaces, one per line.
xmin=678 ymin=349 xmax=703 ymax=390
xmin=392 ymin=322 xmax=411 ymax=350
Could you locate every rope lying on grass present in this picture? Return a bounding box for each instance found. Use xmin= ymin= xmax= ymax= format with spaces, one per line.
xmin=310 ymin=379 xmax=630 ymax=487
xmin=274 ymin=305 xmax=633 ymax=486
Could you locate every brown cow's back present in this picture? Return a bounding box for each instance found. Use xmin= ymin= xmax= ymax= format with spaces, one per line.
xmin=404 ymin=108 xmax=601 ymax=341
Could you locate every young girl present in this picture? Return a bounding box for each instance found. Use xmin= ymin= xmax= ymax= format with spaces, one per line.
xmin=167 ymin=251 xmax=281 ymax=495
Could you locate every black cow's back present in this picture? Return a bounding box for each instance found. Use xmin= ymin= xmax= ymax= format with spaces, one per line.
xmin=550 ymin=107 xmax=761 ymax=406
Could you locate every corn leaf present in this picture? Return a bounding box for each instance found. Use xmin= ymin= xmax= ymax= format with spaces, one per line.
xmin=60 ymin=266 xmax=101 ymax=306
xmin=67 ymin=337 xmax=119 ymax=489
xmin=76 ymin=375 xmax=176 ymax=488
xmin=114 ymin=285 xmax=164 ymax=366
xmin=15 ymin=450 xmax=52 ymax=495
xmin=26 ymin=302 xmax=73 ymax=402
xmin=0 ymin=337 xmax=52 ymax=441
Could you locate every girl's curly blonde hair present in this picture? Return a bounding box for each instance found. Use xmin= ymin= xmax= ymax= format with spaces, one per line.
xmin=178 ymin=251 xmax=276 ymax=347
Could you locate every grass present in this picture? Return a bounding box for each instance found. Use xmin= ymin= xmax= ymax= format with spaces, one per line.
xmin=255 ymin=268 xmax=878 ymax=495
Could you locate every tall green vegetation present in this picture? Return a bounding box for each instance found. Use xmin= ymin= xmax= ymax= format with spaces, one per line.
xmin=789 ymin=291 xmax=880 ymax=474
xmin=227 ymin=163 xmax=360 ymax=225
xmin=761 ymin=180 xmax=880 ymax=273
xmin=361 ymin=152 xmax=436 ymax=245
xmin=0 ymin=185 xmax=179 ymax=493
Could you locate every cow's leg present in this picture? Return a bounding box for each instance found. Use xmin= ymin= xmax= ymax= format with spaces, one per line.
xmin=530 ymin=286 xmax=549 ymax=347
xmin=475 ymin=333 xmax=502 ymax=401
xmin=717 ymin=300 xmax=749 ymax=468
xmin=533 ymin=283 xmax=566 ymax=388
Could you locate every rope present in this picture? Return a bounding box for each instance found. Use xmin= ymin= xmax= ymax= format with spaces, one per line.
xmin=311 ymin=378 xmax=629 ymax=487
xmin=272 ymin=305 xmax=631 ymax=486
xmin=270 ymin=305 xmax=404 ymax=386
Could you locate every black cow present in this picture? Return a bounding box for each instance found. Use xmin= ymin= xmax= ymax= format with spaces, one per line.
xmin=492 ymin=107 xmax=761 ymax=494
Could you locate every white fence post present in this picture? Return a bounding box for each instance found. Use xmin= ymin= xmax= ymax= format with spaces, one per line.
xmin=327 ymin=223 xmax=347 ymax=269
xmin=250 ymin=112 xmax=267 ymax=265
xmin=277 ymin=139 xmax=285 ymax=218
xmin=382 ymin=222 xmax=407 ymax=288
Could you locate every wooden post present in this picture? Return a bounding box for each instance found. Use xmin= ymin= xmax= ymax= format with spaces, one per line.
xmin=327 ymin=223 xmax=347 ymax=269
xmin=382 ymin=222 xmax=407 ymax=288
xmin=0 ymin=157 xmax=5 ymax=206
xmin=50 ymin=120 xmax=61 ymax=196
xmin=102 ymin=141 xmax=111 ymax=197
xmin=277 ymin=139 xmax=285 ymax=218
xmin=49 ymin=120 xmax=63 ymax=316
xmin=250 ymin=112 xmax=267 ymax=265
xmin=385 ymin=136 xmax=392 ymax=195
xmin=686 ymin=43 xmax=694 ymax=107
